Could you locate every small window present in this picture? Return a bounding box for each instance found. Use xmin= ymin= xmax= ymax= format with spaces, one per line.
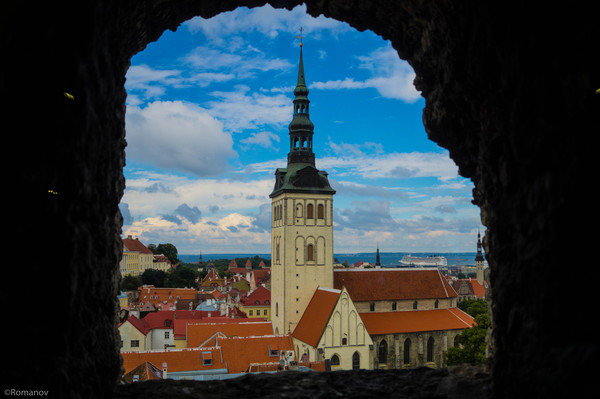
xmin=413 ymin=300 xmax=418 ymax=310
xmin=342 ymin=337 xmax=347 ymax=345
xmin=370 ymin=302 xmax=375 ymax=312
xmin=352 ymin=352 xmax=360 ymax=370
xmin=307 ymin=203 xmax=314 ymax=219
xmin=164 ymin=331 xmax=169 ymax=339
xmin=202 ymin=351 xmax=213 ymax=366
xmin=392 ymin=302 xmax=397 ymax=311
xmin=435 ymin=299 xmax=439 ymax=309
xmin=131 ymin=340 xmax=139 ymax=348
xmin=331 ymin=354 xmax=340 ymax=366
xmin=249 ymin=310 xmax=253 ymax=316
xmin=307 ymin=244 xmax=314 ymax=261
xmin=317 ymin=204 xmax=324 ymax=219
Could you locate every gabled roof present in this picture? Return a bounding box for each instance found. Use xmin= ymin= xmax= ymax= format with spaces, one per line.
xmin=334 ymin=269 xmax=457 ymax=301
xmin=122 ymin=236 xmax=153 ymax=254
xmin=218 ymin=335 xmax=294 ymax=374
xmin=292 ymin=287 xmax=341 ymax=347
xmin=121 ymin=346 xmax=226 ymax=374
xmin=123 ymin=361 xmax=163 ymax=382
xmin=187 ymin=320 xmax=273 ymax=348
xmin=360 ymin=308 xmax=475 ymax=335
xmin=241 ymin=286 xmax=270 ymax=306
xmin=121 ymin=315 xmax=151 ymax=335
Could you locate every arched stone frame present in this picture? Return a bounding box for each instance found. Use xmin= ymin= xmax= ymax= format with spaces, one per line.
xmin=8 ymin=1 xmax=596 ymax=397
xmin=378 ymin=339 xmax=388 ymax=364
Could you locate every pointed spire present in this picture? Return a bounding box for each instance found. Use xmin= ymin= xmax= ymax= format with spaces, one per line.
xmin=288 ymin=38 xmax=314 ymax=165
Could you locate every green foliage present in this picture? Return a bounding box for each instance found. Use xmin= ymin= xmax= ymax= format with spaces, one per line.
xmin=121 ymin=275 xmax=142 ymax=291
xmin=458 ymin=299 xmax=488 ymax=317
xmin=446 ymin=301 xmax=489 ymax=366
xmin=141 ymin=269 xmax=167 ymax=287
xmin=164 ymin=264 xmax=197 ymax=288
xmin=150 ymin=243 xmax=178 ymax=264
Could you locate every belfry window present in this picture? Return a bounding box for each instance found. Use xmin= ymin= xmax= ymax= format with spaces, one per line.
xmin=317 ymin=204 xmax=324 ymax=219
xmin=307 ymin=203 xmax=314 ymax=219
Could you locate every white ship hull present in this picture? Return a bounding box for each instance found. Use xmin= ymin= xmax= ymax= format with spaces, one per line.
xmin=400 ymin=255 xmax=447 ymax=267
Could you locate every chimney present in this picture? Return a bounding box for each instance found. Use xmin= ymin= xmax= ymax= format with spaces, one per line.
xmin=162 ymin=362 xmax=167 ymax=379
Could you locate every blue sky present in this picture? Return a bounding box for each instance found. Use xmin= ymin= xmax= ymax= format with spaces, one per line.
xmin=121 ymin=4 xmax=483 ymax=255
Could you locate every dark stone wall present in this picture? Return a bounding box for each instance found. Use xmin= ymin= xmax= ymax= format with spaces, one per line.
xmin=2 ymin=1 xmax=598 ymax=398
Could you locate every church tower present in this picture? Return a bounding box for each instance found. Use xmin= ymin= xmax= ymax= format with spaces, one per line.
xmin=475 ymin=230 xmax=485 ymax=285
xmin=270 ymin=43 xmax=336 ymax=335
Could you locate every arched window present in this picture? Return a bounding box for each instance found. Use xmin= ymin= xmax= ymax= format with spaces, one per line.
xmin=330 ymin=354 xmax=340 ymax=366
xmin=454 ymin=335 xmax=459 ymax=347
xmin=403 ymin=338 xmax=411 ymax=364
xmin=378 ymin=340 xmax=388 ymax=364
xmin=307 ymin=244 xmax=314 ymax=261
xmin=352 ymin=352 xmax=360 ymax=370
xmin=307 ymin=203 xmax=314 ymax=219
xmin=317 ymin=204 xmax=324 ymax=219
xmin=427 ymin=337 xmax=435 ymax=362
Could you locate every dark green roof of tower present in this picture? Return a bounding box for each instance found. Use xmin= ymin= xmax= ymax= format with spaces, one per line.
xmin=270 ymin=43 xmax=335 ymax=198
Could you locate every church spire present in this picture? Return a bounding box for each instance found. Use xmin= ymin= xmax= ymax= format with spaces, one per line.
xmin=288 ymin=39 xmax=315 ymax=166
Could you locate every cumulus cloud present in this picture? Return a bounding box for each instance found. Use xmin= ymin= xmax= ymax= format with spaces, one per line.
xmin=125 ymin=100 xmax=236 ymax=176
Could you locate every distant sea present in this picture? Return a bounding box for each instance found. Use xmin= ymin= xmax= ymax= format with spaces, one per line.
xmin=179 ymin=252 xmax=478 ymax=268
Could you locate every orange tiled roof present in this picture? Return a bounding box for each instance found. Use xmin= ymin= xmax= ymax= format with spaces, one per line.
xmin=334 ymin=269 xmax=457 ymax=301
xmin=292 ymin=287 xmax=341 ymax=347
xmin=122 ymin=346 xmax=226 ymax=374
xmin=187 ymin=320 xmax=273 ymax=348
xmin=360 ymin=308 xmax=475 ymax=335
xmin=218 ymin=334 xmax=294 ymax=374
xmin=123 ymin=361 xmax=163 ymax=382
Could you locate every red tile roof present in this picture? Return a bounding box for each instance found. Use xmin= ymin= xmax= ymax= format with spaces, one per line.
xmin=334 ymin=269 xmax=457 ymax=301
xmin=241 ymin=286 xmax=271 ymax=306
xmin=121 ymin=314 xmax=151 ymax=335
xmin=292 ymin=287 xmax=341 ymax=347
xmin=360 ymin=308 xmax=475 ymax=335
xmin=122 ymin=236 xmax=153 ymax=254
xmin=187 ymin=320 xmax=273 ymax=348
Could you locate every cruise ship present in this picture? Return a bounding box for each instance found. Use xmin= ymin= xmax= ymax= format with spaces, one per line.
xmin=399 ymin=254 xmax=448 ymax=267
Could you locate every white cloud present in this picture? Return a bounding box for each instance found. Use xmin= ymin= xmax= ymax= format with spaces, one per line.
xmin=125 ymin=100 xmax=236 ymax=176
xmin=185 ymin=4 xmax=350 ymax=43
xmin=206 ymin=85 xmax=290 ymax=132
xmin=312 ymin=44 xmax=421 ymax=102
xmin=240 ymin=131 xmax=281 ymax=149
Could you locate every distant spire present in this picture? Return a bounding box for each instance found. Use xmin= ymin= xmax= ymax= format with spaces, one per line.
xmin=375 ymin=244 xmax=381 ymax=266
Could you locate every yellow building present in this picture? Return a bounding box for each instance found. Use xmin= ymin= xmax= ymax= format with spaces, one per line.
xmin=238 ymin=286 xmax=271 ymax=321
xmin=292 ymin=287 xmax=373 ymax=370
xmin=270 ymin=45 xmax=336 ymax=335
xmin=120 ymin=235 xmax=161 ymax=276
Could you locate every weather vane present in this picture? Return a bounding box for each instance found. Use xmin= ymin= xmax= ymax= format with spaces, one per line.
xmin=297 ymin=26 xmax=303 ymax=47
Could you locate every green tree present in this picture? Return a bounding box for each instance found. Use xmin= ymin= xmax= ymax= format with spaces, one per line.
xmin=153 ymin=243 xmax=178 ymax=264
xmin=446 ymin=312 xmax=488 ymax=365
xmin=121 ymin=275 xmax=142 ymax=291
xmin=164 ymin=265 xmax=197 ymax=288
xmin=141 ymin=269 xmax=167 ymax=287
xmin=458 ymin=299 xmax=488 ymax=317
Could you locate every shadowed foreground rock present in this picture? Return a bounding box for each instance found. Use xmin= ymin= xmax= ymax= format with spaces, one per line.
xmin=114 ymin=365 xmax=491 ymax=399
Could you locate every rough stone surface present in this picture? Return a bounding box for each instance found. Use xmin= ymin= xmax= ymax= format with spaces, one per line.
xmin=114 ymin=365 xmax=491 ymax=399
xmin=2 ymin=1 xmax=598 ymax=398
